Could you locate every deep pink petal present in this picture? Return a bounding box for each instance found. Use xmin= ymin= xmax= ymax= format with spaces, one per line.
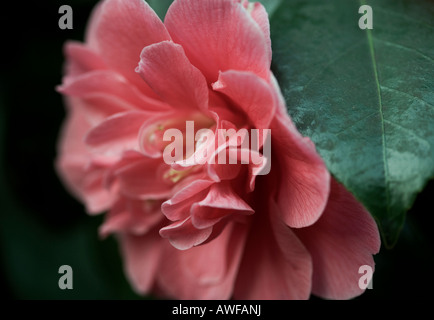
xmin=164 ymin=0 xmax=271 ymax=83
xmin=212 ymin=70 xmax=276 ymax=129
xmin=136 ymin=41 xmax=208 ymax=111
xmin=158 ymin=222 xmax=247 ymax=299
xmin=271 ymin=114 xmax=330 ymax=228
xmin=86 ymin=0 xmax=171 ymax=96
xmin=234 ymin=200 xmax=312 ymax=299
xmin=295 ymin=178 xmax=381 ymax=299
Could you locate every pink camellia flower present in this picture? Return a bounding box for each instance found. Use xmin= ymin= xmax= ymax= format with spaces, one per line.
xmin=56 ymin=0 xmax=380 ymax=299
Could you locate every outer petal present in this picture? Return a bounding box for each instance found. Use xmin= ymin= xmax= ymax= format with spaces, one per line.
xmin=239 ymin=0 xmax=271 ymax=58
xmin=56 ymin=99 xmax=112 ymax=214
xmin=119 ymin=230 xmax=165 ymax=295
xmin=63 ymin=41 xmax=107 ymax=78
xmin=157 ymin=222 xmax=247 ymax=299
xmin=234 ymin=200 xmax=312 ymax=299
xmin=271 ymin=82 xmax=330 ymax=228
xmin=164 ymin=0 xmax=271 ymax=83
xmin=212 ymin=70 xmax=276 ymax=129
xmin=295 ymin=178 xmax=381 ymax=300
xmin=58 ymin=70 xmax=168 ymax=113
xmin=86 ymin=0 xmax=171 ymax=96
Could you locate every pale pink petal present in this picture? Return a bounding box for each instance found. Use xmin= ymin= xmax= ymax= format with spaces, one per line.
xmin=158 ymin=222 xmax=247 ymax=299
xmin=271 ymin=113 xmax=330 ymax=228
xmin=295 ymin=178 xmax=381 ymax=299
xmin=63 ymin=41 xmax=106 ymax=77
xmin=234 ymin=200 xmax=312 ymax=299
xmin=85 ymin=111 xmax=151 ymax=156
xmin=119 ymin=230 xmax=164 ymax=295
xmin=164 ymin=0 xmax=271 ymax=83
xmin=58 ymin=70 xmax=168 ymax=113
xmin=57 ymin=158 xmax=113 ymax=214
xmin=161 ymin=179 xmax=213 ymax=221
xmin=86 ymin=0 xmax=171 ymax=96
xmin=212 ymin=70 xmax=276 ymax=129
xmin=56 ymin=99 xmax=113 ymax=214
xmin=136 ymin=41 xmax=208 ymax=111
xmin=159 ymin=217 xmax=213 ymax=250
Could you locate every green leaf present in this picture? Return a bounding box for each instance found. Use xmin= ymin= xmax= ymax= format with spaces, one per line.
xmin=269 ymin=0 xmax=434 ymax=247
xmin=147 ymin=0 xmax=174 ymax=20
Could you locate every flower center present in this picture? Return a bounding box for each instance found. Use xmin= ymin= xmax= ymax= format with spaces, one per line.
xmin=163 ymin=168 xmax=194 ymax=184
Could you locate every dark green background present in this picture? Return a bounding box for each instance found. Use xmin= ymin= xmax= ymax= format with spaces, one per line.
xmin=0 ymin=0 xmax=433 ymax=299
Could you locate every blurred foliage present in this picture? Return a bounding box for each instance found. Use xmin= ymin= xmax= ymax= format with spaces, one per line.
xmin=0 ymin=0 xmax=433 ymax=300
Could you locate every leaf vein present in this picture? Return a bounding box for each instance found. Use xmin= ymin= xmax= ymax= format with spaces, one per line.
xmin=380 ymin=85 xmax=434 ymax=108
xmin=373 ymin=38 xmax=434 ymax=63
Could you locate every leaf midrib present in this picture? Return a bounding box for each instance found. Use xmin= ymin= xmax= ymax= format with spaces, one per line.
xmin=361 ymin=0 xmax=391 ymax=223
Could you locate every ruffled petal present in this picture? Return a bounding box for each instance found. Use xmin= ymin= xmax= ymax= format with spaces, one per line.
xmin=165 ymin=0 xmax=271 ymax=83
xmin=159 ymin=217 xmax=213 ymax=250
xmin=212 ymin=70 xmax=276 ymax=129
xmin=136 ymin=41 xmax=209 ymax=112
xmin=86 ymin=0 xmax=171 ymax=96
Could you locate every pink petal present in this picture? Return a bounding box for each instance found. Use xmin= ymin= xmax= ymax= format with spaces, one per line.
xmin=63 ymin=41 xmax=107 ymax=77
xmin=271 ymin=113 xmax=331 ymax=228
xmin=115 ymin=157 xmax=173 ymax=200
xmin=295 ymin=178 xmax=381 ymax=299
xmin=86 ymin=0 xmax=171 ymax=96
xmin=56 ymin=100 xmax=113 ymax=214
xmin=99 ymin=198 xmax=163 ymax=237
xmin=234 ymin=200 xmax=312 ymax=299
xmin=164 ymin=0 xmax=271 ymax=83
xmin=136 ymin=41 xmax=208 ymax=112
xmin=157 ymin=222 xmax=247 ymax=299
xmin=58 ymin=70 xmax=168 ymax=113
xmin=212 ymin=70 xmax=276 ymax=129
xmin=119 ymin=230 xmax=164 ymax=295
xmin=57 ymin=159 xmax=113 ymax=214
xmin=159 ymin=217 xmax=213 ymax=250
xmin=242 ymin=1 xmax=271 ymax=57
xmin=85 ymin=111 xmax=151 ymax=157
